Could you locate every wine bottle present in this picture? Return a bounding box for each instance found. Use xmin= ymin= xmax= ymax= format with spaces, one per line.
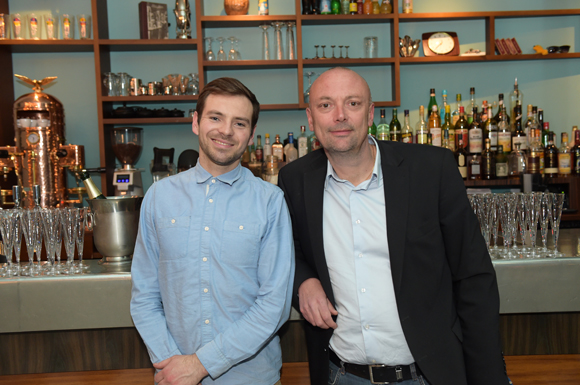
xmin=401 ymin=110 xmax=414 ymax=143
xmin=441 ymin=105 xmax=455 ymax=151
xmin=544 ymin=132 xmax=559 ymax=178
xmin=376 ymin=108 xmax=390 ymax=141
xmin=558 ymin=132 xmax=571 ymax=176
xmin=468 ymin=107 xmax=483 ymax=155
xmin=390 ymin=108 xmax=402 ymax=142
xmin=481 ymin=138 xmax=495 ymax=180
xmin=455 ymin=134 xmax=468 ymax=179
xmin=415 ymin=105 xmax=428 ymax=144
xmin=428 ymin=105 xmax=441 ymax=147
xmin=79 ymin=171 xmax=107 ymax=200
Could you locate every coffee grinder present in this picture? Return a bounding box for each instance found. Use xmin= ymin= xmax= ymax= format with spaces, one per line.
xmin=111 ymin=127 xmax=144 ymax=197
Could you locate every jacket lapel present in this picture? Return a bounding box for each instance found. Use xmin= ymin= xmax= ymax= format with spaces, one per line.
xmin=380 ymin=142 xmax=409 ymax=296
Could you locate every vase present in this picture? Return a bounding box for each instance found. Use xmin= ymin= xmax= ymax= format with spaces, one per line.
xmin=224 ymin=0 xmax=249 ymax=15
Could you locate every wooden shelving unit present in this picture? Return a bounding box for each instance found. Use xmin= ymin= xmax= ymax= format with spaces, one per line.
xmin=0 ymin=0 xmax=578 ymax=195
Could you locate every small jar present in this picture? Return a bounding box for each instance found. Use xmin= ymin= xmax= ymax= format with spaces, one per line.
xmin=262 ymin=155 xmax=279 ymax=185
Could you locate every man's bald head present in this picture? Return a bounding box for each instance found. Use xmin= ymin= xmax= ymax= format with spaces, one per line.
xmin=308 ymin=67 xmax=372 ymax=108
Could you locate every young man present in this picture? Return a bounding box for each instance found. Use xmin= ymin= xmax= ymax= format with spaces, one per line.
xmin=131 ymin=77 xmax=294 ymax=385
xmin=278 ymin=68 xmax=509 ymax=385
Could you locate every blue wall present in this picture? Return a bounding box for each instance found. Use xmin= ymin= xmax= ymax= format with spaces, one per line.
xmin=8 ymin=0 xmax=580 ymax=193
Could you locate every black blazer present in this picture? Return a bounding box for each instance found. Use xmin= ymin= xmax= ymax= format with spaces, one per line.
xmin=278 ymin=141 xmax=508 ymax=385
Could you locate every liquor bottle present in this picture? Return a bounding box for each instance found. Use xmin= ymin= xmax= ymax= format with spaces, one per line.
xmin=349 ymin=0 xmax=358 ymax=14
xmin=380 ymin=0 xmax=392 ymax=13
xmin=495 ymin=145 xmax=508 ymax=179
xmin=357 ymin=0 xmax=363 ymax=14
xmin=440 ymin=89 xmax=448 ymax=120
xmin=427 ymin=88 xmax=438 ymax=118
xmin=284 ymin=133 xmax=298 ymax=163
xmin=497 ymin=105 xmax=511 ymax=153
xmin=468 ymin=107 xmax=482 ymax=155
xmin=571 ymin=130 xmax=580 ymax=174
xmin=363 ymin=0 xmax=373 ymax=14
xmin=468 ymin=153 xmax=481 ymax=180
xmin=529 ymin=127 xmax=545 ymax=174
xmin=455 ymin=134 xmax=468 ymax=179
xmin=454 ymin=106 xmax=469 ymax=151
xmin=510 ymin=77 xmax=524 ymax=122
xmin=331 ymin=0 xmax=341 ymax=14
xmin=272 ymin=134 xmax=284 ymax=162
xmin=415 ymin=105 xmax=428 ymax=144
xmin=537 ymin=108 xmax=545 ymax=140
xmin=558 ymin=132 xmax=571 ymax=176
xmin=441 ymin=105 xmax=455 ymax=151
xmin=525 ymin=106 xmax=540 ymax=149
xmin=283 ymin=132 xmax=298 ymax=149
xmin=480 ymin=100 xmax=488 ymax=123
xmin=428 ymin=105 xmax=442 ymax=147
xmin=442 ymin=129 xmax=452 ymax=151
xmin=467 ymin=87 xmax=476 ymax=124
xmin=452 ymin=93 xmax=462 ymax=125
xmin=544 ymin=132 xmax=559 ymax=178
xmin=483 ymin=106 xmax=498 ymax=152
xmin=255 ymin=135 xmax=264 ymax=162
xmin=249 ymin=144 xmax=257 ymax=162
xmin=523 ymin=104 xmax=533 ymax=136
xmin=542 ymin=122 xmax=550 ymax=147
xmin=79 ymin=171 xmax=107 ymax=199
xmin=264 ymin=133 xmax=272 ymax=158
xmin=389 ymin=108 xmax=402 ymax=142
xmin=372 ymin=0 xmax=380 ymax=14
xmin=320 ymin=0 xmax=332 ymax=14
xmin=341 ymin=0 xmax=350 ymax=14
xmin=368 ymin=121 xmax=377 ymax=138
xmin=302 ymin=0 xmax=312 ymax=14
xmin=511 ymin=105 xmax=527 ymax=151
xmin=403 ymin=0 xmax=412 ymax=13
xmin=311 ymin=0 xmax=320 ymax=14
xmin=508 ymin=143 xmax=527 ymax=178
xmin=493 ymin=93 xmax=510 ymax=125
xmin=401 ymin=109 xmax=414 ymax=143
xmin=426 ymin=133 xmax=432 ymax=145
xmin=298 ymin=125 xmax=308 ymax=158
xmin=481 ymin=138 xmax=495 ymax=180
xmin=242 ymin=146 xmax=251 ymax=164
xmin=376 ymin=108 xmax=390 ymax=141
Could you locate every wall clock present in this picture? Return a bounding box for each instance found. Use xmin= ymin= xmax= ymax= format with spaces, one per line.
xmin=422 ymin=32 xmax=460 ymax=56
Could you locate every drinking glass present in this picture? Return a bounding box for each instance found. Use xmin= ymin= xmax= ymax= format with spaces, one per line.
xmin=61 ymin=14 xmax=74 ymax=39
xmin=0 ymin=211 xmax=16 ymax=277
xmin=260 ymin=25 xmax=270 ymax=60
xmin=304 ymin=71 xmax=316 ymax=104
xmin=0 ymin=13 xmax=9 ymax=39
xmin=27 ymin=13 xmax=40 ymax=40
xmin=549 ymin=193 xmax=565 ymax=257
xmin=539 ymin=193 xmax=552 ymax=257
xmin=54 ymin=209 xmax=64 ymax=273
xmin=19 ymin=209 xmax=38 ymax=276
xmin=43 ymin=14 xmax=57 ymax=39
xmin=364 ymin=36 xmax=378 ymax=58
xmin=75 ymin=207 xmax=89 ymax=273
xmin=40 ymin=209 xmax=59 ymax=276
xmin=216 ymin=37 xmax=226 ymax=61
xmin=227 ymin=36 xmax=237 ymax=60
xmin=286 ymin=22 xmax=296 ymax=60
xmin=103 ymin=72 xmax=119 ymax=96
xmin=77 ymin=14 xmax=91 ymax=39
xmin=524 ymin=192 xmax=541 ymax=258
xmin=489 ymin=194 xmax=501 ymax=258
xmin=516 ymin=192 xmax=528 ymax=254
xmin=12 ymin=210 xmax=23 ymax=276
xmin=11 ymin=13 xmax=23 ymax=39
xmin=271 ymin=21 xmax=285 ymax=60
xmin=61 ymin=208 xmax=78 ymax=274
xmin=204 ymin=37 xmax=215 ymax=61
xmin=234 ymin=38 xmax=242 ymax=59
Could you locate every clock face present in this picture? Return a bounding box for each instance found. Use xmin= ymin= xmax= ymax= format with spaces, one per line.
xmin=27 ymin=132 xmax=40 ymax=144
xmin=428 ymin=32 xmax=455 ymax=55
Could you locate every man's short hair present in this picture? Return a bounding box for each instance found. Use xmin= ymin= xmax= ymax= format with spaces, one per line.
xmin=196 ymin=77 xmax=260 ymax=131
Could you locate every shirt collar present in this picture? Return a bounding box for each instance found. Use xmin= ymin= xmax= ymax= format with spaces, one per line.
xmin=324 ymin=135 xmax=382 ymax=190
xmin=193 ymin=161 xmax=243 ymax=186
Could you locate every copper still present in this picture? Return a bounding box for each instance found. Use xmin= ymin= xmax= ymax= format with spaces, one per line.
xmin=0 ymin=75 xmax=85 ymax=208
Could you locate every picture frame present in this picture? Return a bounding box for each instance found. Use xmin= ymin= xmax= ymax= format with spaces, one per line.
xmin=139 ymin=2 xmax=169 ymax=39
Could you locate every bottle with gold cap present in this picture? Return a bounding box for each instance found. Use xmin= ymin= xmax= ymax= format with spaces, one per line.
xmin=79 ymin=172 xmax=106 ymax=200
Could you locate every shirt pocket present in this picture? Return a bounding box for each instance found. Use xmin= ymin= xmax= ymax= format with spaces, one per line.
xmin=219 ymin=220 xmax=260 ymax=267
xmin=157 ymin=216 xmax=190 ymax=260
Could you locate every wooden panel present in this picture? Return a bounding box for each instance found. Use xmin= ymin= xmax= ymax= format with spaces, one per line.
xmin=279 ymin=320 xmax=309 ymax=362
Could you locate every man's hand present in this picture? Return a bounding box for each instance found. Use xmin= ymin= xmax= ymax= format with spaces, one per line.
xmin=298 ymin=278 xmax=338 ymax=329
xmin=153 ymin=353 xmax=208 ymax=385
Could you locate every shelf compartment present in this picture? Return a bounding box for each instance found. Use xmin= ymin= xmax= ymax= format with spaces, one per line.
xmin=303 ymin=58 xmax=395 ymax=66
xmin=0 ymin=40 xmax=94 ymax=53
xmin=300 ymin=14 xmax=394 ymax=25
xmin=98 ymin=39 xmax=199 ymax=51
xmin=102 ymin=95 xmax=198 ymax=102
xmin=203 ymin=60 xmax=298 ymax=69
xmin=200 ymin=15 xmax=297 ymax=28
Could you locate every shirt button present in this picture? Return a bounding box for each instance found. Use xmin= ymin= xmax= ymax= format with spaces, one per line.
xmin=204 ymin=288 xmax=208 ymax=293
xmin=211 ymin=179 xmax=216 ymax=183
xmin=239 ymin=225 xmax=244 ymax=230
xmin=209 ymin=199 xmax=213 ymax=203
xmin=356 ymin=219 xmax=361 ymax=224
xmin=204 ymin=226 xmax=209 ymax=231
xmin=202 ymin=257 xmax=207 ymax=262
xmin=358 ymin=253 xmax=363 ymax=258
xmin=205 ymin=319 xmax=210 ymax=324
xmin=171 ymin=219 xmax=175 ymax=224
xmin=364 ymin=325 xmax=370 ymax=330
xmin=361 ymin=288 xmax=366 ymax=293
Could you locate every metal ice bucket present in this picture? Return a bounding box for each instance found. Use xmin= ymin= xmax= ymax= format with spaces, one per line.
xmin=87 ymin=196 xmax=143 ymax=264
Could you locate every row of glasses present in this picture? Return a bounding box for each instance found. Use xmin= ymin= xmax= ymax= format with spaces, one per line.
xmin=204 ymin=36 xmax=241 ymax=61
xmin=1 ymin=207 xmax=89 ymax=277
xmin=468 ymin=192 xmax=565 ymax=260
xmin=0 ymin=13 xmax=90 ymax=40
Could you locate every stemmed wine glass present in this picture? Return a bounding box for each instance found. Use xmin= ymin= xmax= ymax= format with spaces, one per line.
xmin=516 ymin=192 xmax=528 ymax=255
xmin=539 ymin=193 xmax=552 ymax=257
xmin=260 ymin=25 xmax=270 ymax=60
xmin=75 ymin=207 xmax=89 ymax=273
xmin=271 ymin=21 xmax=285 ymax=60
xmin=204 ymin=37 xmax=215 ymax=61
xmin=227 ymin=36 xmax=237 ymax=60
xmin=0 ymin=210 xmax=16 ymax=277
xmin=525 ymin=192 xmax=542 ymax=258
xmin=550 ymin=193 xmax=565 ymax=257
xmin=286 ymin=22 xmax=296 ymax=60
xmin=40 ymin=208 xmax=59 ymax=276
xmin=61 ymin=208 xmax=79 ymax=274
xmin=54 ymin=209 xmax=64 ymax=273
xmin=20 ymin=209 xmax=38 ymax=276
xmin=234 ymin=38 xmax=241 ymax=60
xmin=304 ymin=71 xmax=316 ymax=104
xmin=216 ymin=37 xmax=226 ymax=61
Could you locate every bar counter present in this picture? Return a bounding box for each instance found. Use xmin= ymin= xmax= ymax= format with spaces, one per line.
xmin=1 ymin=229 xmax=580 ymax=374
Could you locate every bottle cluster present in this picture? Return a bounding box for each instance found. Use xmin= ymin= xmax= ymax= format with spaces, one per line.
xmin=302 ymin=0 xmax=396 ymax=15
xmin=369 ymin=80 xmax=579 ymax=180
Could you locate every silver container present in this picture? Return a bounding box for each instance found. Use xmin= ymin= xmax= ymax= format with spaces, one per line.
xmin=88 ymin=196 xmax=143 ymax=264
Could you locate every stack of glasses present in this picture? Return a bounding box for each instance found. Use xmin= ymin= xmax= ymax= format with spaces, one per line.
xmin=468 ymin=192 xmax=565 ymax=260
xmin=0 ymin=207 xmax=90 ymax=278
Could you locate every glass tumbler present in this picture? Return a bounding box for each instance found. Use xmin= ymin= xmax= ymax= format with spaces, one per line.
xmin=364 ymin=36 xmax=378 ymax=58
xmin=11 ymin=13 xmax=23 ymax=39
xmin=77 ymin=14 xmax=91 ymax=39
xmin=103 ymin=72 xmax=119 ymax=96
xmin=43 ymin=14 xmax=57 ymax=39
xmin=28 ymin=13 xmax=40 ymax=39
xmin=0 ymin=13 xmax=8 ymax=39
xmin=61 ymin=14 xmax=74 ymax=39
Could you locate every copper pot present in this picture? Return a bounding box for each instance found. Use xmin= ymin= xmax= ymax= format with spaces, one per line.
xmin=224 ymin=0 xmax=249 ymax=15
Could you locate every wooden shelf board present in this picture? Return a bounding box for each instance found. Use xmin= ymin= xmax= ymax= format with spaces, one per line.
xmin=300 ymin=14 xmax=394 ymax=25
xmin=260 ymin=104 xmax=302 ymax=110
xmin=203 ymin=59 xmax=298 ymax=69
xmin=102 ymin=95 xmax=198 ymax=102
xmin=103 ymin=117 xmax=192 ymax=125
xmin=399 ymin=53 xmax=580 ymax=64
xmin=200 ymin=15 xmax=296 ymax=28
xmin=464 ymin=178 xmax=521 ymax=187
xmin=0 ymin=39 xmax=94 ymax=53
xmin=303 ymin=57 xmax=395 ymax=66
xmin=373 ymin=101 xmax=399 ymax=107
xmin=487 ymin=53 xmax=580 ymax=61
xmin=98 ymin=39 xmax=198 ymax=51
xmin=399 ymin=9 xmax=580 ymax=21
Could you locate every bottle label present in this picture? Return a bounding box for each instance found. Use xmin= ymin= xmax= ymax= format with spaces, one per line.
xmin=256 ymin=148 xmax=263 ymax=162
xmin=498 ymin=132 xmax=511 ymax=152
xmin=458 ymin=165 xmax=467 ymax=179
xmin=539 ymin=152 xmax=544 ymax=173
xmin=349 ymin=3 xmax=358 ymax=12
xmin=496 ymin=162 xmax=508 ymax=177
xmin=402 ymin=132 xmax=413 ymax=143
xmin=488 ymin=131 xmax=498 ymax=147
xmin=457 ymin=153 xmax=466 ymax=167
xmin=298 ymin=138 xmax=308 ymax=157
xmin=320 ymin=0 xmax=331 ymax=13
xmin=469 ymin=129 xmax=482 ymax=153
xmin=512 ymin=136 xmax=527 ymax=150
xmin=416 ymin=132 xmax=427 ymax=144
xmin=471 ymin=164 xmax=480 ymax=175
xmin=559 ymin=154 xmax=571 ymax=174
xmin=430 ymin=127 xmax=441 ymax=147
xmin=528 ymin=154 xmax=540 ymax=173
xmin=377 ymin=133 xmax=390 ymax=141
xmin=545 ymin=167 xmax=559 ymax=174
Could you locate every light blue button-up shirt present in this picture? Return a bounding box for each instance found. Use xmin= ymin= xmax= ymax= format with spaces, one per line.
xmin=323 ymin=136 xmax=414 ymax=366
xmin=130 ymin=162 xmax=295 ymax=384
